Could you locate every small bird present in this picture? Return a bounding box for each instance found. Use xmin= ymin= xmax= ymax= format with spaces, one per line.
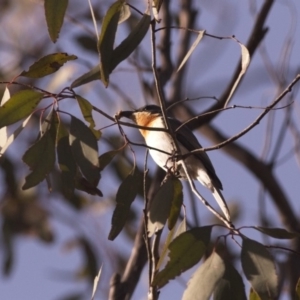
xmin=119 ymin=105 xmax=231 ymax=221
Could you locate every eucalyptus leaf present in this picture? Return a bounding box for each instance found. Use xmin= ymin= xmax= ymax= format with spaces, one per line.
xmin=20 ymin=53 xmax=77 ymax=78
xmin=69 ymin=116 xmax=100 ymax=185
xmin=241 ymin=237 xmax=278 ymax=300
xmin=44 ymin=0 xmax=68 ymax=42
xmin=108 ymin=167 xmax=141 ymax=240
xmin=152 ymin=226 xmax=211 ymax=288
xmin=0 ymin=90 xmax=43 ymax=129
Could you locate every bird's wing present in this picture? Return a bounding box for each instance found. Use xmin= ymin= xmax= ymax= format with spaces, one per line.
xmin=170 ymin=118 xmax=223 ymax=190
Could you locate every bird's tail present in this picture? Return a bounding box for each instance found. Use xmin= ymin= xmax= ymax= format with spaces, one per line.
xmin=211 ymin=187 xmax=231 ymax=221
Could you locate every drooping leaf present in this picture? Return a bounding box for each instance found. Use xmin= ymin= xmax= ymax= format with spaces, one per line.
xmin=56 ymin=121 xmax=77 ymax=199
xmin=214 ymin=262 xmax=246 ymax=300
xmin=20 ymin=53 xmax=77 ymax=78
xmin=177 ymin=30 xmax=205 ymax=73
xmin=108 ymin=166 xmax=141 ymax=240
xmin=152 ymin=226 xmax=212 ymax=288
xmin=224 ymin=41 xmax=250 ymax=107
xmin=22 ymin=113 xmax=57 ymax=189
xmin=98 ymin=1 xmax=123 ymax=86
xmin=241 ymin=237 xmax=278 ymax=300
xmin=76 ymin=35 xmax=98 ymax=54
xmin=254 ymin=226 xmax=300 ymax=239
xmin=44 ymin=0 xmax=68 ymax=42
xmin=71 ymin=65 xmax=100 ymax=88
xmin=0 ymin=90 xmax=43 ymax=129
xmin=168 ymin=178 xmax=183 ymax=230
xmin=69 ymin=116 xmax=100 ymax=185
xmin=182 ymin=251 xmax=225 ymax=300
xmin=110 ymin=12 xmax=151 ymax=72
xmin=147 ymin=176 xmax=174 ymax=237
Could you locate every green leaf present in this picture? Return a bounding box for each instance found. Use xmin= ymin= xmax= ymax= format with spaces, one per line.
xmin=44 ymin=0 xmax=68 ymax=42
xmin=56 ymin=120 xmax=77 ymax=199
xmin=168 ymin=178 xmax=183 ymax=230
xmin=98 ymin=1 xmax=122 ymax=86
xmin=20 ymin=53 xmax=77 ymax=78
xmin=99 ymin=149 xmax=122 ymax=171
xmin=75 ymin=176 xmax=103 ymax=197
xmin=108 ymin=167 xmax=141 ymax=240
xmin=75 ymin=95 xmax=101 ymax=139
xmin=71 ymin=65 xmax=100 ymax=88
xmin=0 ymin=90 xmax=43 ymax=129
xmin=152 ymin=226 xmax=211 ymax=288
xmin=254 ymin=226 xmax=300 ymax=239
xmin=182 ymin=251 xmax=225 ymax=300
xmin=214 ymin=262 xmax=246 ymax=300
xmin=241 ymin=237 xmax=278 ymax=300
xmin=69 ymin=116 xmax=100 ymax=185
xmin=147 ymin=177 xmax=174 ymax=237
xmin=22 ymin=113 xmax=56 ymax=189
xmin=110 ymin=12 xmax=151 ymax=72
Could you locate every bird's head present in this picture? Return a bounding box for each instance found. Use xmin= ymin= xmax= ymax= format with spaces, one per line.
xmin=118 ymin=105 xmax=162 ymax=127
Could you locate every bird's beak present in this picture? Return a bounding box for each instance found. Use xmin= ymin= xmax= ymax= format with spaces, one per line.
xmin=118 ymin=110 xmax=134 ymax=120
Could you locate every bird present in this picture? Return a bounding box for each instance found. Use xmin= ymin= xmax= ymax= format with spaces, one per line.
xmin=119 ymin=104 xmax=231 ymax=221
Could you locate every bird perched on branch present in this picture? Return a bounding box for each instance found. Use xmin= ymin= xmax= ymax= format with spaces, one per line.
xmin=118 ymin=104 xmax=231 ymax=221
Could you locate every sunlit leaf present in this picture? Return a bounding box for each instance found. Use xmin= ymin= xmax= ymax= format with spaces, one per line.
xmin=110 ymin=12 xmax=151 ymax=72
xmin=147 ymin=177 xmax=174 ymax=237
xmin=118 ymin=3 xmax=131 ymax=24
xmin=241 ymin=237 xmax=278 ymax=300
xmin=177 ymin=30 xmax=205 ymax=73
xmin=98 ymin=1 xmax=123 ymax=86
xmin=91 ymin=265 xmax=103 ymax=300
xmin=69 ymin=116 xmax=100 ymax=185
xmin=22 ymin=113 xmax=57 ymax=189
xmin=214 ymin=262 xmax=246 ymax=300
xmin=108 ymin=166 xmax=141 ymax=240
xmin=168 ymin=178 xmax=183 ymax=230
xmin=20 ymin=53 xmax=77 ymax=78
xmin=0 ymin=88 xmax=10 ymax=152
xmin=254 ymin=226 xmax=300 ymax=239
xmin=152 ymin=226 xmax=211 ymax=288
xmin=56 ymin=121 xmax=77 ymax=199
xmin=44 ymin=0 xmax=68 ymax=42
xmin=152 ymin=0 xmax=163 ymax=22
xmin=182 ymin=251 xmax=225 ymax=300
xmin=0 ymin=90 xmax=43 ymax=129
xmin=224 ymin=41 xmax=250 ymax=107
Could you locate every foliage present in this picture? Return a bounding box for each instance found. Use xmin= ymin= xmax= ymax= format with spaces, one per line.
xmin=0 ymin=1 xmax=300 ymax=300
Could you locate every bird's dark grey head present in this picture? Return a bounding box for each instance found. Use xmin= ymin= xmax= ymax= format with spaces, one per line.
xmin=119 ymin=105 xmax=162 ymax=119
xmin=135 ymin=105 xmax=162 ymax=114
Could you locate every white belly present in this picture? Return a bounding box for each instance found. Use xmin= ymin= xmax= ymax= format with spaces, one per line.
xmin=144 ymin=118 xmax=211 ymax=187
